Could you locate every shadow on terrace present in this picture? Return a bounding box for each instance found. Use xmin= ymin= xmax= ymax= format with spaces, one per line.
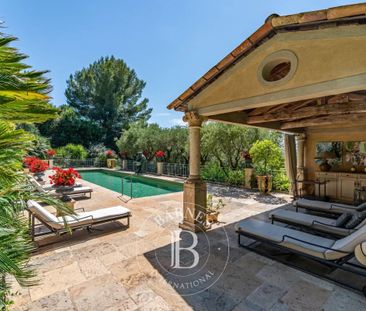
xmin=143 ymin=207 xmax=366 ymax=311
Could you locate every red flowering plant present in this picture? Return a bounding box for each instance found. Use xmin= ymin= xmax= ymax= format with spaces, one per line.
xmin=46 ymin=149 xmax=56 ymax=158
xmin=29 ymin=158 xmax=49 ymax=173
xmin=49 ymin=167 xmax=81 ymax=187
xmin=119 ymin=151 xmax=128 ymax=159
xmin=105 ymin=150 xmax=117 ymax=159
xmin=23 ymin=156 xmax=38 ymax=168
xmin=241 ymin=150 xmax=253 ymax=168
xmin=155 ymin=150 xmax=166 ymax=162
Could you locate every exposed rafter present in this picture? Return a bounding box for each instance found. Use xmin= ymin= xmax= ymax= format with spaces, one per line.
xmin=248 ymin=101 xmax=366 ymax=124
xmin=281 ymin=113 xmax=366 ymax=130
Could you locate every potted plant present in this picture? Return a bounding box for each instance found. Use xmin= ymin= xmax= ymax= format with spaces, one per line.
xmin=23 ymin=156 xmax=37 ymax=173
xmin=105 ymin=150 xmax=117 ymax=168
xmin=49 ymin=167 xmax=80 ymax=192
xmin=241 ymin=151 xmax=254 ymax=188
xmin=206 ymin=194 xmax=225 ymax=224
xmin=155 ymin=150 xmax=166 ymax=175
xmin=120 ymin=151 xmax=128 ymax=170
xmin=46 ymin=149 xmax=56 ymax=168
xmin=250 ymin=140 xmax=283 ymax=194
xmin=29 ymin=158 xmax=49 ymax=181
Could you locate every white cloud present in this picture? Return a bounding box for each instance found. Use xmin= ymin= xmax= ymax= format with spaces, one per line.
xmin=170 ymin=118 xmax=186 ymax=126
xmin=154 ymin=112 xmax=171 ymax=117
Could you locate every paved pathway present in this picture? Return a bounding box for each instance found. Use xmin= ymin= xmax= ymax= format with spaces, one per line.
xmin=11 ymin=175 xmax=366 ymax=310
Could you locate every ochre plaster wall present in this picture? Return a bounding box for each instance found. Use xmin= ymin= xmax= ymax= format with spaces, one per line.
xmin=189 ymin=24 xmax=366 ymax=111
xmin=305 ymin=126 xmax=366 ymax=181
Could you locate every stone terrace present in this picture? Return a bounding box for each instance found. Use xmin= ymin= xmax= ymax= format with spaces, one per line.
xmin=12 ymin=175 xmax=366 ymax=310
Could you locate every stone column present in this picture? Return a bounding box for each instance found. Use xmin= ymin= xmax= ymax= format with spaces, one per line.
xmin=179 ymin=111 xmax=207 ymax=233
xmin=296 ymin=134 xmax=306 ymax=194
xmin=122 ymin=159 xmax=128 ymax=170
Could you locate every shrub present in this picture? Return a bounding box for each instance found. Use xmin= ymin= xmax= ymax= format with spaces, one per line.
xmin=56 ymin=144 xmax=87 ymax=159
xmin=249 ymin=140 xmax=284 ymax=176
xmin=28 ymin=135 xmax=51 ymax=159
xmin=226 ymin=170 xmax=244 ymax=186
xmin=87 ymin=143 xmax=107 ymax=158
xmin=273 ymin=171 xmax=290 ymax=192
xmin=201 ymin=162 xmax=226 ymax=183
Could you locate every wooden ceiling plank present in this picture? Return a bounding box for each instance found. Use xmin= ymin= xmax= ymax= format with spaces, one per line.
xmin=281 ymin=113 xmax=366 ymax=129
xmin=247 ymin=101 xmax=366 ymax=124
xmin=247 ymin=104 xmax=278 ymax=116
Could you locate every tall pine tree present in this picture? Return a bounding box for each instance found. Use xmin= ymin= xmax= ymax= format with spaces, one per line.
xmin=65 ymin=56 xmax=152 ymax=148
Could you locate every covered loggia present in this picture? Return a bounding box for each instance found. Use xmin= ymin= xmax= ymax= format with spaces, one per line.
xmin=167 ymin=3 xmax=366 ymax=232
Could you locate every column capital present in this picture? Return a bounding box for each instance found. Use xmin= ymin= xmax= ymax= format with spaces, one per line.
xmin=183 ymin=111 xmax=205 ymax=127
xmin=296 ymin=133 xmax=306 ymax=142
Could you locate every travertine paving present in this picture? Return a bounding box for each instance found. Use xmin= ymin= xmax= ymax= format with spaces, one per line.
xmin=12 ymin=174 xmax=366 ymax=310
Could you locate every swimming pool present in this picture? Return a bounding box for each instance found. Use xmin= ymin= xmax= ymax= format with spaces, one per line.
xmin=79 ymin=170 xmax=183 ymax=198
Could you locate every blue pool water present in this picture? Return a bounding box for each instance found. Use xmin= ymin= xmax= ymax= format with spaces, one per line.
xmin=79 ymin=170 xmax=182 ymax=198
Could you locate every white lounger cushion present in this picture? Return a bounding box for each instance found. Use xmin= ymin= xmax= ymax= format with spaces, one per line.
xmin=61 ymin=206 xmax=131 ymax=227
xmin=294 ymin=198 xmax=357 ymax=214
xmin=27 ymin=200 xmax=63 ymax=229
xmin=27 ymin=200 xmax=130 ymax=230
xmin=269 ymin=209 xmax=354 ymax=236
xmin=236 ymin=219 xmax=348 ymax=260
xmin=52 ymin=186 xmax=92 ymax=195
xmin=30 ymin=178 xmax=89 ymax=195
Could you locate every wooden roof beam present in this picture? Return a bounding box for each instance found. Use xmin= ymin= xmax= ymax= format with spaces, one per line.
xmin=281 ymin=113 xmax=366 ymax=130
xmin=248 ymin=101 xmax=366 ymax=124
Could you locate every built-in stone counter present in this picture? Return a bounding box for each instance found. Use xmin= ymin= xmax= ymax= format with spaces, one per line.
xmin=315 ymin=171 xmax=366 ymax=203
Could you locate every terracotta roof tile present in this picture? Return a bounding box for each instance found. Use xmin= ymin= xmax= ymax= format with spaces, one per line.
xmin=167 ymin=98 xmax=183 ymax=110
xmin=299 ymin=10 xmax=327 ymax=23
xmin=191 ymin=77 xmax=208 ymax=91
xmin=271 ymin=14 xmax=302 ymax=27
xmin=327 ymin=3 xmax=366 ymax=20
xmin=178 ymin=88 xmax=194 ymax=101
xmin=216 ymin=54 xmax=235 ymax=70
xmin=168 ymin=3 xmax=366 ymax=111
xmin=248 ymin=22 xmax=274 ymax=43
xmin=203 ymin=66 xmax=220 ymax=81
xmin=231 ymin=39 xmax=252 ymax=57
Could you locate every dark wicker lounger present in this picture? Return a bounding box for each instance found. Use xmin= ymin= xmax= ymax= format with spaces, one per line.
xmin=236 ymin=218 xmax=366 ymax=295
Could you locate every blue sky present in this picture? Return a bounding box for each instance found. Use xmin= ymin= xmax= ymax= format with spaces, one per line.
xmin=2 ymin=0 xmax=361 ymax=127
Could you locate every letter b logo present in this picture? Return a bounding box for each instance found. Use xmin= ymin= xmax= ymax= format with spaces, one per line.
xmin=171 ymin=230 xmax=199 ymax=269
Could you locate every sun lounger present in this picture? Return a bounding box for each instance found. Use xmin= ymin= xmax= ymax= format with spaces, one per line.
xmin=28 ymin=176 xmax=82 ymax=191
xmin=269 ymin=209 xmax=364 ymax=237
xmin=236 ymin=218 xmax=366 ymax=295
xmin=30 ymin=178 xmax=92 ymax=198
xmin=294 ymin=198 xmax=366 ymax=214
xmin=27 ymin=200 xmax=131 ymax=240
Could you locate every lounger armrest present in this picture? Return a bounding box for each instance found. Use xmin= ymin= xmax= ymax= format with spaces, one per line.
xmin=72 ymin=215 xmax=94 ymax=221
xmin=48 ymin=215 xmax=94 ymax=224
xmin=74 ymin=207 xmax=85 ymax=212
xmin=311 ymin=220 xmax=339 ymax=228
xmin=280 ymin=234 xmax=348 ymax=254
xmin=330 ymin=203 xmax=353 ymax=210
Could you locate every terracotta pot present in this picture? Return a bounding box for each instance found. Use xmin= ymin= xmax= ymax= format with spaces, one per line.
xmin=54 ymin=185 xmax=75 ymax=193
xmin=244 ymin=168 xmax=254 ymax=188
xmin=107 ymin=158 xmax=116 ymax=168
xmin=207 ymin=212 xmax=219 ymax=223
xmin=157 ymin=162 xmax=164 ymax=175
xmin=256 ymin=175 xmax=273 ymax=193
